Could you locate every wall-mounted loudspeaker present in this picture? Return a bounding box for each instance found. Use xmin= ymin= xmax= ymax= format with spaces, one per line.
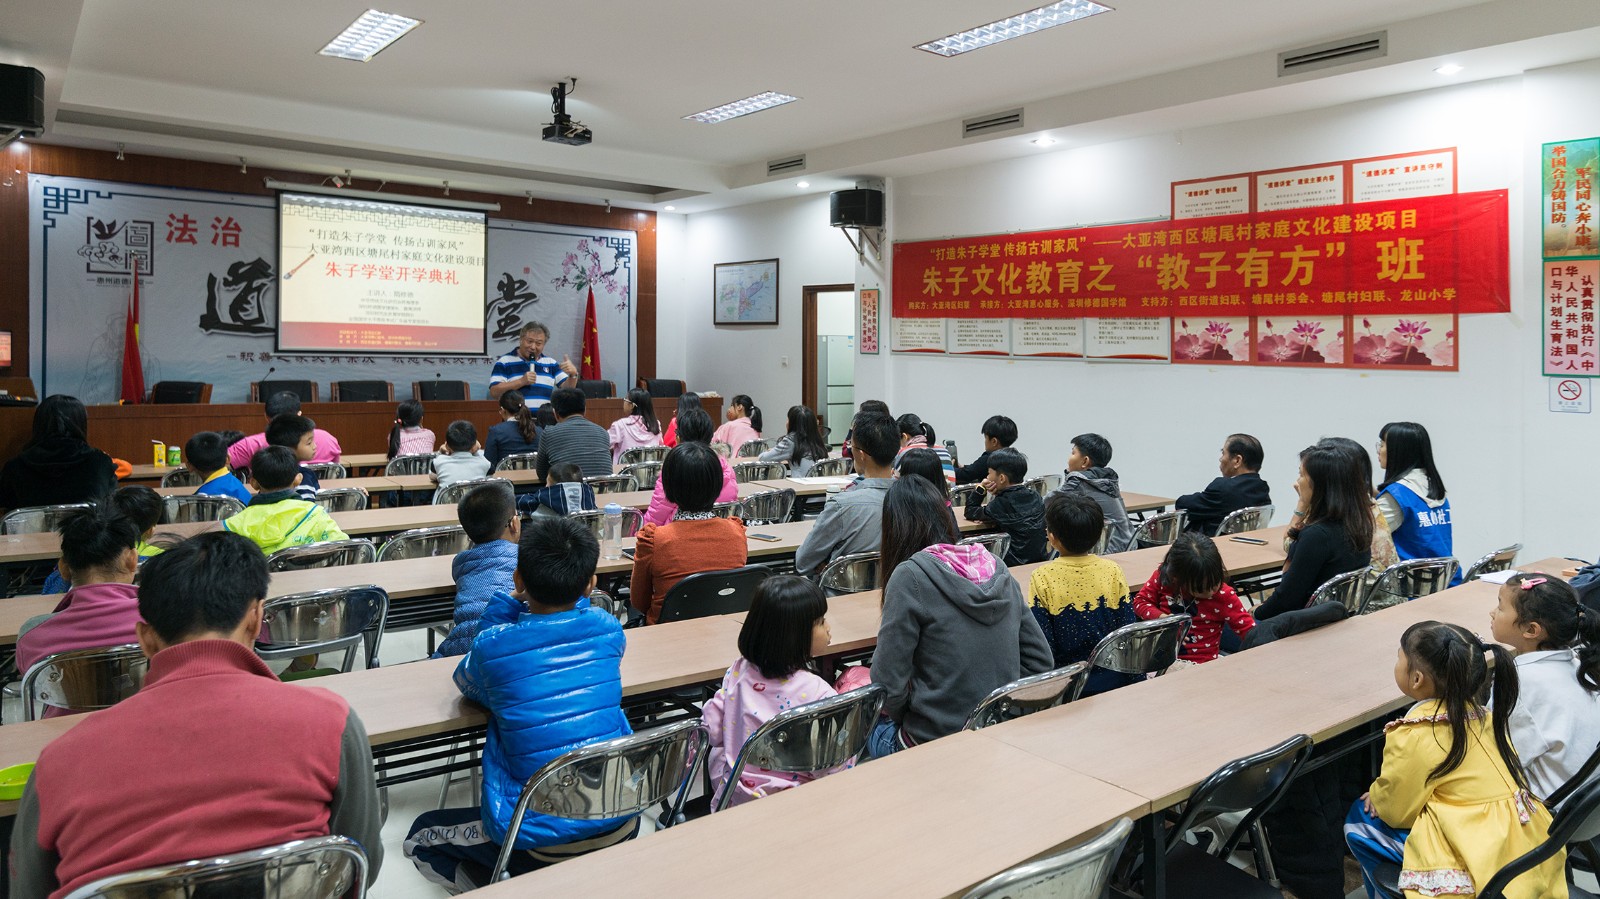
xmin=830 ymin=189 xmax=884 ymax=229
xmin=0 ymin=65 xmax=44 ymax=137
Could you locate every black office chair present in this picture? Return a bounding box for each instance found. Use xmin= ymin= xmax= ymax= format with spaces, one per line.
xmin=637 ymin=378 xmax=686 ymax=399
xmin=330 ymin=380 xmax=393 ymax=402
xmin=148 ymin=381 xmax=212 ymax=404
xmin=414 ymin=380 xmax=469 ymax=401
xmin=252 ymin=380 xmax=317 ymax=403
xmin=656 ymin=565 xmax=771 ymax=623
xmin=577 ymin=379 xmax=616 ymax=399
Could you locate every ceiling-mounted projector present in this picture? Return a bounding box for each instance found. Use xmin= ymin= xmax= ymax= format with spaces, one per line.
xmin=543 ymin=78 xmax=591 ymax=147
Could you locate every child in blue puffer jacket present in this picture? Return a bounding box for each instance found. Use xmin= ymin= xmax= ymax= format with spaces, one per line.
xmin=435 ymin=485 xmax=521 ymax=657
xmin=404 ymin=515 xmax=634 ymax=892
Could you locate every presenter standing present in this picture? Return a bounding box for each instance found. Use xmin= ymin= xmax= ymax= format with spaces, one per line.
xmin=488 ymin=321 xmax=579 ymax=410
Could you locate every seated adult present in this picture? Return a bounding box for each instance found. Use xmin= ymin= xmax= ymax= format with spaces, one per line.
xmin=1376 ymin=421 xmax=1460 ymax=586
xmin=630 ymin=442 xmax=748 ymax=625
xmin=10 ymin=531 xmax=383 ymax=897
xmin=0 ymin=395 xmax=117 ymax=511
xmin=794 ymin=412 xmax=899 ymax=580
xmin=534 ymin=388 xmax=612 ymax=481
xmin=1175 ymin=433 xmax=1272 ymax=535
xmin=1253 ymin=442 xmax=1372 ymax=619
xmin=227 ymin=391 xmax=342 ymax=470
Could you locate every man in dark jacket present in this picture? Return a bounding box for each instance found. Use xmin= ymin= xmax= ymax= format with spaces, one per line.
xmin=1175 ymin=433 xmax=1272 ymax=535
xmin=963 ymin=447 xmax=1047 ymax=565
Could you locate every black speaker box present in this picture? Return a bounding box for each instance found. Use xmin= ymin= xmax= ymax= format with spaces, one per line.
xmin=0 ymin=65 xmax=44 ymax=135
xmin=830 ymin=189 xmax=884 ymax=228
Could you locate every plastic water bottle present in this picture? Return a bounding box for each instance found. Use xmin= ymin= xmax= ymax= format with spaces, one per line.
xmin=603 ymin=502 xmax=623 ymax=560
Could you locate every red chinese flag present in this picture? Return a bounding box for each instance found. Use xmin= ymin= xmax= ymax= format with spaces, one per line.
xmin=120 ymin=267 xmax=146 ymax=404
xmin=580 ymin=286 xmax=602 ymax=380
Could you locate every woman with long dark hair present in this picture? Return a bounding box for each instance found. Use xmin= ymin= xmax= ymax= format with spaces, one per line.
xmin=1254 ymin=442 xmax=1373 ymax=619
xmin=0 ymin=395 xmax=118 ymax=510
xmin=1376 ymin=422 xmax=1458 ymax=584
xmin=758 ymin=405 xmax=827 ymax=476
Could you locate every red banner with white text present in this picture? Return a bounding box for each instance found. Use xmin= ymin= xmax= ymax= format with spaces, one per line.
xmin=892 ymin=190 xmax=1508 ymax=320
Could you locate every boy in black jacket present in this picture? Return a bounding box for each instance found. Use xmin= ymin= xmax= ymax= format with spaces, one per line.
xmin=953 ymin=415 xmax=1017 ymax=485
xmin=962 ymin=448 xmax=1048 ymax=565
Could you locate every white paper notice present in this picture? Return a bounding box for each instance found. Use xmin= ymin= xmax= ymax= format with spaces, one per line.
xmin=1255 ymin=165 xmax=1345 ymax=211
xmin=948 ymin=319 xmax=1011 ymax=356
xmin=1351 ymin=150 xmax=1456 ymax=202
xmin=891 ymin=317 xmax=947 ymax=353
xmin=1011 ymin=319 xmax=1085 ymax=358
xmin=1086 ymin=317 xmax=1171 ymax=362
xmin=1172 ymin=177 xmax=1251 ymax=220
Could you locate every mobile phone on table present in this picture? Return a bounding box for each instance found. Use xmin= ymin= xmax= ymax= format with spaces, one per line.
xmin=621 ymin=548 xmax=636 ymax=559
xmin=749 ymin=533 xmax=782 ymax=542
xmin=1229 ymin=536 xmax=1268 ymax=545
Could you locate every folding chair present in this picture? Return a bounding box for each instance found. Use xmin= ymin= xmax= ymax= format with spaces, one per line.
xmin=384 ymin=453 xmax=435 ymax=476
xmin=1307 ymin=568 xmax=1369 ymax=615
xmin=256 ymin=585 xmax=389 ymax=673
xmin=1462 ymin=543 xmax=1523 ymax=582
xmin=818 ymin=552 xmax=879 ymax=595
xmin=714 ymin=685 xmax=885 ymax=811
xmin=959 ymin=531 xmax=1012 ymax=562
xmin=736 ymin=438 xmax=773 ymax=458
xmin=710 ymin=500 xmax=742 ymax=518
xmin=1216 ymin=504 xmax=1276 ymax=536
xmin=494 ymin=451 xmax=542 ymax=472
xmin=21 ymin=644 xmax=147 ymax=721
xmin=312 ymin=487 xmax=369 ymax=513
xmin=964 ymin=817 xmax=1133 ymax=899
xmin=619 ymin=446 xmax=668 ymax=465
xmin=622 ymin=461 xmax=663 ymax=490
xmin=732 ymin=461 xmax=786 ymax=483
xmin=1362 ymin=557 xmax=1458 ymax=614
xmin=657 ymin=565 xmax=772 ymax=622
xmin=1130 ymin=510 xmax=1188 ymax=549
xmin=950 ymin=484 xmax=982 ymax=508
xmin=265 ymin=539 xmax=377 ymax=573
xmin=584 ymin=474 xmax=639 ymax=495
xmin=159 ymin=468 xmax=203 ymax=488
xmin=377 ymin=525 xmax=471 ymax=562
xmin=304 ymin=462 xmax=348 ymax=480
xmin=809 ymin=457 xmax=853 ymax=477
xmin=963 ymin=663 xmax=1091 ymax=730
xmin=1 ymin=503 xmax=94 ymax=535
xmin=1087 ymin=615 xmax=1192 ymax=679
xmin=160 ymin=494 xmax=244 ymax=523
xmin=737 ymin=488 xmax=796 ymax=526
xmin=62 ymin=835 xmax=367 ymax=899
xmin=568 ymin=508 xmax=645 ymax=542
xmin=433 ymin=476 xmax=512 ymax=506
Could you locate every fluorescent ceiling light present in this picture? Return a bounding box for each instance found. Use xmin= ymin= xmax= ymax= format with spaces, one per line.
xmin=683 ymin=92 xmax=799 ymax=124
xmin=1031 ymin=137 xmax=1058 ymax=147
xmin=1434 ymin=63 xmax=1464 ymax=75
xmin=319 ymin=9 xmax=423 ymax=62
xmin=917 ymin=0 xmax=1112 ymax=57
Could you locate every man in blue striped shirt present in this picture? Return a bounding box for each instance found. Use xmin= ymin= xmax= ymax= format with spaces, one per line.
xmin=488 ymin=321 xmax=578 ymax=410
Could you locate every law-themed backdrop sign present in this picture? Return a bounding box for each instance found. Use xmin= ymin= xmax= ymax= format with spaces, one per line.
xmin=28 ymin=175 xmax=636 ymax=403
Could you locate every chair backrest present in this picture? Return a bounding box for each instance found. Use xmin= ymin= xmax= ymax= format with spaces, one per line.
xmin=312 ymin=487 xmax=369 ymax=513
xmin=949 ymin=484 xmax=982 ymax=508
xmin=942 ymin=439 xmax=961 ymax=468
xmin=1021 ymin=476 xmax=1051 ymax=499
xmin=1363 ymin=557 xmax=1459 ymax=614
xmin=1166 ymin=734 xmax=1315 ymax=858
xmin=710 ymin=500 xmax=742 ymax=518
xmin=1463 ymin=543 xmax=1523 ymax=582
xmin=1 ymin=503 xmax=95 ymax=535
xmin=159 ymin=468 xmax=203 ymax=488
xmin=622 ymin=461 xmax=663 ymax=490
xmin=964 ymin=663 xmax=1091 ymax=731
xmin=1087 ymin=615 xmax=1192 ymax=676
xmin=303 ymin=461 xmax=348 ymax=480
xmin=962 ymin=816 xmax=1134 ymax=899
xmin=492 ymin=720 xmax=708 ymax=882
xmin=737 ymin=488 xmax=795 ymax=526
xmin=818 ymin=552 xmax=880 ymax=595
xmin=576 ymin=378 xmax=615 ymax=399
xmin=590 ymin=588 xmax=629 ymax=625
xmin=658 ymin=565 xmax=772 ymax=623
xmin=256 ymin=585 xmax=389 ymax=673
xmin=146 ymin=380 xmax=211 ymax=404
xmin=619 ymin=445 xmax=668 ymax=466
xmin=734 ymin=439 xmax=771 ymax=458
xmin=61 ymin=835 xmax=367 ymax=899
xmin=160 ymin=494 xmax=244 ymax=523
xmin=959 ymin=531 xmax=1013 ymax=562
xmin=716 ymin=685 xmax=886 ymax=811
xmin=22 ymin=644 xmax=147 ymax=721
xmin=568 ymin=508 xmax=645 ymax=541
xmin=384 ymin=453 xmax=435 ymax=476
xmin=636 ymin=377 xmax=686 ymax=398
xmin=433 ymin=476 xmax=512 ymax=506
xmin=1308 ymin=568 xmax=1370 ymax=616
xmin=1217 ymin=504 xmax=1276 ymax=536
xmin=252 ymin=379 xmax=317 ymax=404
xmin=732 ymin=461 xmax=786 ymax=483
xmin=494 ymin=451 xmax=542 ymax=472
xmin=377 ymin=525 xmax=472 ymax=562
xmin=708 ymin=441 xmax=733 ymax=459
xmin=413 ymin=379 xmax=469 ymax=401
xmin=809 ymin=456 xmax=853 ymax=477
xmin=1093 ymin=520 xmax=1114 ymax=556
xmin=584 ymin=474 xmax=639 ymax=495
xmin=330 ymin=380 xmax=392 ymax=403
xmin=1130 ymin=509 xmax=1188 ymax=549
xmin=265 ymin=538 xmax=377 ymax=573
xmin=1482 ymin=777 xmax=1600 ymax=899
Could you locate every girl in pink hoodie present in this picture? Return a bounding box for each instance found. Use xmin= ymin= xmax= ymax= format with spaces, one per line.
xmin=702 ymin=576 xmax=840 ymax=808
xmin=607 ymin=387 xmax=664 ymax=465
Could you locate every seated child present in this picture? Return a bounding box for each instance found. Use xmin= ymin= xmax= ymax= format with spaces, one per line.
xmin=436 ymin=485 xmax=521 ymax=658
xmin=265 ymin=413 xmax=322 ymax=501
xmin=962 ymin=447 xmax=1047 ymax=566
xmin=405 ymin=517 xmax=634 ymax=891
xmin=631 ymin=442 xmax=748 ymax=625
xmin=704 ymin=576 xmax=840 ymax=808
xmin=17 ymin=505 xmax=144 ymax=717
xmin=896 ymin=448 xmax=952 ymax=504
xmin=39 ymin=486 xmax=165 ymax=594
xmin=389 ymin=399 xmax=435 ymax=459
xmin=515 ymin=462 xmax=597 ymax=518
xmin=1027 ymin=492 xmax=1136 ymax=696
xmin=222 ymin=446 xmax=349 ymax=556
xmin=1132 ymin=533 xmax=1255 ymax=665
xmin=1345 ymin=622 xmax=1566 ymax=899
xmin=954 ymin=415 xmax=1017 ymax=485
xmin=186 ymin=431 xmax=252 ymax=504
xmin=433 ymin=420 xmax=492 ymax=492
xmin=1050 ymin=433 xmax=1133 ymax=553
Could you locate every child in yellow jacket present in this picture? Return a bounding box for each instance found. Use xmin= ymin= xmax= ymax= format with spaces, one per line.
xmin=1344 ymin=620 xmax=1566 ymax=899
xmin=221 ymin=446 xmax=348 ymax=557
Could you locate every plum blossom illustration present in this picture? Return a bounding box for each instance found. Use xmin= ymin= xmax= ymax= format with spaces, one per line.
xmin=550 ymin=238 xmax=629 ymax=312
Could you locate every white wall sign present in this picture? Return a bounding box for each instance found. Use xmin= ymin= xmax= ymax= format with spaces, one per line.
xmin=891 ymin=317 xmax=947 ymax=353
xmin=1549 ymin=377 xmax=1592 ymax=413
xmin=1011 ymin=319 xmax=1084 ymax=358
xmin=948 ymin=318 xmax=1011 ymax=356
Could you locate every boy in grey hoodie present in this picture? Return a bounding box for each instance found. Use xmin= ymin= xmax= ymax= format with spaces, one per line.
xmin=1051 ymin=432 xmax=1133 ymax=553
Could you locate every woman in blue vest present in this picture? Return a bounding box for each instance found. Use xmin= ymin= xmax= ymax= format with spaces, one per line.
xmin=1376 ymin=421 xmax=1461 ymax=586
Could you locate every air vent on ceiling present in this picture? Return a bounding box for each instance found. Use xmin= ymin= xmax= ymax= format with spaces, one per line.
xmin=1278 ymin=32 xmax=1387 ymax=76
xmin=767 ymin=154 xmax=807 ymax=177
xmin=962 ymin=108 xmax=1024 ymax=139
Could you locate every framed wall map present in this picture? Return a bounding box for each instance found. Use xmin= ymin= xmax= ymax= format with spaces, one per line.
xmin=713 ymin=258 xmax=779 ymax=325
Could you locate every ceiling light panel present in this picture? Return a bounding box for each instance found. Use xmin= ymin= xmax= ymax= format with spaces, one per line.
xmin=917 ymin=0 xmax=1112 ymax=57
xmin=319 ymin=9 xmax=423 ymax=62
xmin=683 ymin=92 xmax=800 ymax=124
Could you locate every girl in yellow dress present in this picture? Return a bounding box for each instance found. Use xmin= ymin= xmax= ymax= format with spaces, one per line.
xmin=1344 ymin=620 xmax=1566 ymax=898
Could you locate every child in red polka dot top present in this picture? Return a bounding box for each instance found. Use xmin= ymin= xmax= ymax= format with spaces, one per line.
xmin=1132 ymin=533 xmax=1255 ymax=664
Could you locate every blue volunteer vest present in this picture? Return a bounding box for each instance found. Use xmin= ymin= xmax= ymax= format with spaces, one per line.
xmin=1380 ymin=481 xmax=1462 ymax=586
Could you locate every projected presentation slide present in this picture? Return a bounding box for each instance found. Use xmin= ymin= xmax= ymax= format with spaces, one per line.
xmin=278 ymin=193 xmax=487 ymax=354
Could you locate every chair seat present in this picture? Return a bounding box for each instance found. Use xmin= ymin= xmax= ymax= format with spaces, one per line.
xmin=1164 ymin=841 xmax=1286 ymax=899
xmin=1372 ymin=861 xmax=1404 ymax=898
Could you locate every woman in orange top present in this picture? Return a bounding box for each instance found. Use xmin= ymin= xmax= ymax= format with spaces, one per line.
xmin=630 ymin=441 xmax=748 ymax=624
